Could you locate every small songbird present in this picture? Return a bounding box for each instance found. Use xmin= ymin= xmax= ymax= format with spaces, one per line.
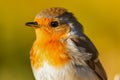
xmin=26 ymin=7 xmax=107 ymax=80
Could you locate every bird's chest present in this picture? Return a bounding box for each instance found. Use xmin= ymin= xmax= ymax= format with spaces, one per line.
xmin=30 ymin=40 xmax=71 ymax=69
xmin=30 ymin=40 xmax=78 ymax=80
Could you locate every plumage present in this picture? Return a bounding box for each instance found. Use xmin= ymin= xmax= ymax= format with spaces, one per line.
xmin=26 ymin=7 xmax=107 ymax=80
xmin=70 ymin=35 xmax=107 ymax=80
xmin=35 ymin=7 xmax=67 ymax=18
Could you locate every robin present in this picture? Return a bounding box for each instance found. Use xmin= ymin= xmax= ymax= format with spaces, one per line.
xmin=26 ymin=7 xmax=107 ymax=80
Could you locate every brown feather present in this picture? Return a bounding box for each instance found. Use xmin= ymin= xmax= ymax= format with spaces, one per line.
xmin=35 ymin=7 xmax=67 ymax=18
xmin=70 ymin=35 xmax=107 ymax=80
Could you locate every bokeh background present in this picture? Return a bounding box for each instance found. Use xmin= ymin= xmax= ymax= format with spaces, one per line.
xmin=0 ymin=0 xmax=120 ymax=80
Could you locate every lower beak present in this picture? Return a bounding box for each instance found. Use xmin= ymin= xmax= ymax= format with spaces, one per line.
xmin=25 ymin=22 xmax=39 ymax=27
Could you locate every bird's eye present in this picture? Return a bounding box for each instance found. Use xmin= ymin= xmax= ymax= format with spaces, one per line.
xmin=50 ymin=21 xmax=59 ymax=27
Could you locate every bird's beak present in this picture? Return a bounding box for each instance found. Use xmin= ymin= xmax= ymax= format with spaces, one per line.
xmin=25 ymin=22 xmax=39 ymax=27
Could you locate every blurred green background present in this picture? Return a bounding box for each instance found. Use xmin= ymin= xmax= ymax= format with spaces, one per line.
xmin=0 ymin=0 xmax=120 ymax=80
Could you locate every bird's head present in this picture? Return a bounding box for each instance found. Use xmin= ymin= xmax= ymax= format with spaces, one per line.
xmin=26 ymin=7 xmax=83 ymax=42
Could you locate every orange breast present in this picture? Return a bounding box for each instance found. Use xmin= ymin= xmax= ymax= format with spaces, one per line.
xmin=30 ymin=39 xmax=71 ymax=69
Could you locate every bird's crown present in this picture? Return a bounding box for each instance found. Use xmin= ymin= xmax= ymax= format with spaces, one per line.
xmin=35 ymin=7 xmax=67 ymax=19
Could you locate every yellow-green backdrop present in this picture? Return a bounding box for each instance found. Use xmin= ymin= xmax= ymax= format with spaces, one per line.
xmin=0 ymin=0 xmax=120 ymax=80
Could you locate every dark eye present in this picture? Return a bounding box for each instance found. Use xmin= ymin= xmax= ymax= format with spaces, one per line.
xmin=51 ymin=21 xmax=59 ymax=27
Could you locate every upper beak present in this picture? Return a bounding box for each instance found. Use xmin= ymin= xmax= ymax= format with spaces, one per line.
xmin=25 ymin=22 xmax=39 ymax=27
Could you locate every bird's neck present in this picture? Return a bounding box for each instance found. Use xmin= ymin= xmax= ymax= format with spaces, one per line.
xmin=30 ymin=30 xmax=71 ymax=69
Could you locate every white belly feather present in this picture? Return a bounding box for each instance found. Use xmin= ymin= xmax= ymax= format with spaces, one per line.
xmin=32 ymin=61 xmax=99 ymax=80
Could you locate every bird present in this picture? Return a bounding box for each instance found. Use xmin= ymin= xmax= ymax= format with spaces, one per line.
xmin=25 ymin=7 xmax=107 ymax=80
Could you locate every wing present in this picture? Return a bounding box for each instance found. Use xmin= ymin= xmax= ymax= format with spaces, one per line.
xmin=70 ymin=34 xmax=107 ymax=80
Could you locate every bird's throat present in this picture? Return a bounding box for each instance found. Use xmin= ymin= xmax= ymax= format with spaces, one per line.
xmin=30 ymin=35 xmax=71 ymax=69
